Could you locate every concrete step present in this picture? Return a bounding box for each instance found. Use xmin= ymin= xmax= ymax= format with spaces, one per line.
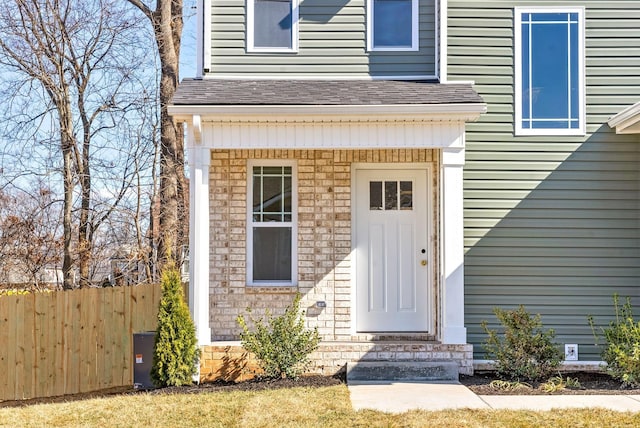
xmin=346 ymin=361 xmax=459 ymax=382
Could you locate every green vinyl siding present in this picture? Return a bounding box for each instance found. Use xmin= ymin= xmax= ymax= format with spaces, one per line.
xmin=448 ymin=1 xmax=640 ymax=360
xmin=208 ymin=0 xmax=436 ymax=77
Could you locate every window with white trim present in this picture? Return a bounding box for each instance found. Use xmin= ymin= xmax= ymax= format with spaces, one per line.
xmin=247 ymin=0 xmax=298 ymax=52
xmin=514 ymin=8 xmax=585 ymax=135
xmin=247 ymin=163 xmax=297 ymax=285
xmin=367 ymin=0 xmax=419 ymax=51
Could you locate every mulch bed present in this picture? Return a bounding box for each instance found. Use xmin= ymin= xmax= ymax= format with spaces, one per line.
xmin=0 ymin=374 xmax=345 ymax=408
xmin=460 ymin=371 xmax=640 ymax=395
xmin=3 ymin=371 xmax=639 ymax=407
xmin=147 ymin=372 xmax=345 ymax=396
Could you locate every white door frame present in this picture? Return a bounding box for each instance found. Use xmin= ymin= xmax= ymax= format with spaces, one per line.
xmin=351 ymin=163 xmax=435 ymax=334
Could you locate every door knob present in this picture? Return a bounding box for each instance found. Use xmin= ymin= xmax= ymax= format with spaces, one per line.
xmin=421 ymin=260 xmax=427 ymax=266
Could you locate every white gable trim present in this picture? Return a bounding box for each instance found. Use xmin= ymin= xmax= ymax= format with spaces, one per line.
xmin=170 ymin=103 xmax=486 ymax=120
xmin=608 ymin=101 xmax=640 ymax=134
xmin=170 ymin=104 xmax=485 ymax=151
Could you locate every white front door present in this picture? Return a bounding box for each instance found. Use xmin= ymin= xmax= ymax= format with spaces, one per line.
xmin=355 ymin=168 xmax=431 ymax=332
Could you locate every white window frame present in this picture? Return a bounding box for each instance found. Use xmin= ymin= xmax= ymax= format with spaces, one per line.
xmin=246 ymin=160 xmax=298 ymax=286
xmin=366 ymin=0 xmax=419 ymax=52
xmin=514 ymin=7 xmax=585 ymax=136
xmin=247 ymin=0 xmax=299 ymax=53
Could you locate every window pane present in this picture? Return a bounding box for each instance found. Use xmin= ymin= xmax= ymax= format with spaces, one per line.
xmin=263 ymin=166 xmax=284 ymax=175
xmin=531 ymin=20 xmax=568 ymax=120
xmin=569 ymin=21 xmax=579 ymax=122
xmin=521 ymin=22 xmax=530 ymax=124
xmin=385 ymin=181 xmax=397 ymax=210
xmin=370 ymin=181 xmax=382 ymax=210
xmin=400 ymin=181 xmax=412 ymax=210
xmin=252 ymin=174 xmax=262 ymax=219
xmin=373 ymin=0 xmax=412 ymax=48
xmin=262 ymin=176 xmax=282 ymax=213
xmin=254 ymin=0 xmax=292 ymax=49
xmin=253 ymin=227 xmax=292 ymax=281
xmin=283 ymin=175 xmax=292 ymax=213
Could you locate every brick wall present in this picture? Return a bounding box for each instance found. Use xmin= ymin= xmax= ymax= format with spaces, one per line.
xmin=200 ymin=342 xmax=473 ymax=382
xmin=209 ymin=149 xmax=437 ymax=341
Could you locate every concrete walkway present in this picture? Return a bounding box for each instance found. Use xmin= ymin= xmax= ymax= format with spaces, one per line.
xmin=347 ymin=381 xmax=640 ymax=413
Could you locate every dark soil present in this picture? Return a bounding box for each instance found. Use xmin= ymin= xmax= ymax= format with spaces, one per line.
xmin=0 ymin=374 xmax=345 ymax=408
xmin=147 ymin=372 xmax=345 ymax=396
xmin=460 ymin=371 xmax=640 ymax=395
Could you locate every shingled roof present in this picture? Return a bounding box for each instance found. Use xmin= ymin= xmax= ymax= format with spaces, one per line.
xmin=172 ymin=79 xmax=483 ymax=106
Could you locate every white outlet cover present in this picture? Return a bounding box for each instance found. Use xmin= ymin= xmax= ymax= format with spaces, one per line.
xmin=564 ymin=344 xmax=578 ymax=361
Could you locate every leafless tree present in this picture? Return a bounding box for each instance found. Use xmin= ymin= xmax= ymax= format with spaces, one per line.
xmin=0 ymin=0 xmax=157 ymax=288
xmin=125 ymin=0 xmax=188 ymax=271
xmin=0 ymin=186 xmax=63 ymax=290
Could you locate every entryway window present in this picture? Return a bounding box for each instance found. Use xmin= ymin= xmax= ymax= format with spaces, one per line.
xmin=514 ymin=7 xmax=585 ymax=135
xmin=247 ymin=0 xmax=299 ymax=52
xmin=247 ymin=162 xmax=297 ymax=285
xmin=369 ymin=180 xmax=413 ymax=211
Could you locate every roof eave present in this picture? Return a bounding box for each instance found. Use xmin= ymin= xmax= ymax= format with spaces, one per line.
xmin=168 ymin=103 xmax=487 ymax=123
xmin=608 ymin=101 xmax=640 ymax=134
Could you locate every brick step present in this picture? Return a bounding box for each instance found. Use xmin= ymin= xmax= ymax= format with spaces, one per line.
xmin=346 ymin=361 xmax=459 ymax=382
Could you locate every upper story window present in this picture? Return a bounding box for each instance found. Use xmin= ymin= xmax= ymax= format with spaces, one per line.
xmin=514 ymin=8 xmax=585 ymax=135
xmin=247 ymin=0 xmax=299 ymax=52
xmin=367 ymin=0 xmax=419 ymax=51
xmin=247 ymin=162 xmax=297 ymax=286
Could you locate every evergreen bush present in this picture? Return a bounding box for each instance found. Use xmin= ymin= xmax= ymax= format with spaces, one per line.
xmin=482 ymin=305 xmax=562 ymax=381
xmin=237 ymin=293 xmax=320 ymax=379
xmin=151 ymin=264 xmax=199 ymax=387
xmin=589 ymin=294 xmax=640 ymax=387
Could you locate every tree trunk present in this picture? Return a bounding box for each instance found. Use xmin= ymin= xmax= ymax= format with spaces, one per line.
xmin=60 ymin=93 xmax=75 ymax=290
xmin=153 ymin=0 xmax=185 ymax=269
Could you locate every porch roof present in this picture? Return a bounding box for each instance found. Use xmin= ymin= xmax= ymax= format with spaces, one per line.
xmin=171 ymin=79 xmax=484 ymax=106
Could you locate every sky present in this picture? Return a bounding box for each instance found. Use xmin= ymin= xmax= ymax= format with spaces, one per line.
xmin=180 ymin=3 xmax=198 ymax=80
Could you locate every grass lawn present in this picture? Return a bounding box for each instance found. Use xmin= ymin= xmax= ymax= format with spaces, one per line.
xmin=1 ymin=385 xmax=638 ymax=427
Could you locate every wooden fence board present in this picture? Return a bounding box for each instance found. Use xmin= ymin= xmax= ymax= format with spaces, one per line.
xmin=88 ymin=289 xmax=100 ymax=392
xmin=6 ymin=296 xmax=18 ymax=400
xmin=79 ymin=288 xmax=91 ymax=393
xmin=22 ymin=294 xmax=35 ymax=399
xmin=35 ymin=293 xmax=49 ymax=398
xmin=0 ymin=297 xmax=10 ymax=398
xmin=102 ymin=287 xmax=115 ymax=390
xmin=54 ymin=290 xmax=65 ymax=397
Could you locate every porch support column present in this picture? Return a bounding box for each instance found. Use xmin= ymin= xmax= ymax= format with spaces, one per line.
xmin=188 ymin=132 xmax=211 ymax=345
xmin=441 ymin=146 xmax=467 ymax=344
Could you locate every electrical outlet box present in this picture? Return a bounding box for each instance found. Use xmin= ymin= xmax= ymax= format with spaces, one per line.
xmin=565 ymin=344 xmax=578 ymax=361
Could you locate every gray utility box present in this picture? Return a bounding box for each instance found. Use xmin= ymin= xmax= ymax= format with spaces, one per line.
xmin=133 ymin=332 xmax=156 ymax=389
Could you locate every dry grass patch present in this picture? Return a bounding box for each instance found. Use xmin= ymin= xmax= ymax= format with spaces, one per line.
xmin=1 ymin=385 xmax=639 ymax=428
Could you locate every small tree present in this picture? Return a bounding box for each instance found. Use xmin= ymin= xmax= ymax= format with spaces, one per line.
xmin=151 ymin=262 xmax=199 ymax=387
xmin=482 ymin=305 xmax=562 ymax=381
xmin=237 ymin=294 xmax=320 ymax=379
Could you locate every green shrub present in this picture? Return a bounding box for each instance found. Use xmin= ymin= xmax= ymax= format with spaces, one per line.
xmin=481 ymin=305 xmax=562 ymax=381
xmin=151 ymin=264 xmax=199 ymax=387
xmin=237 ymin=293 xmax=320 ymax=379
xmin=588 ymin=294 xmax=640 ymax=387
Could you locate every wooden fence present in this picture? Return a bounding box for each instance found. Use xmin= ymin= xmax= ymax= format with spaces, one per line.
xmin=0 ymin=283 xmax=162 ymax=401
